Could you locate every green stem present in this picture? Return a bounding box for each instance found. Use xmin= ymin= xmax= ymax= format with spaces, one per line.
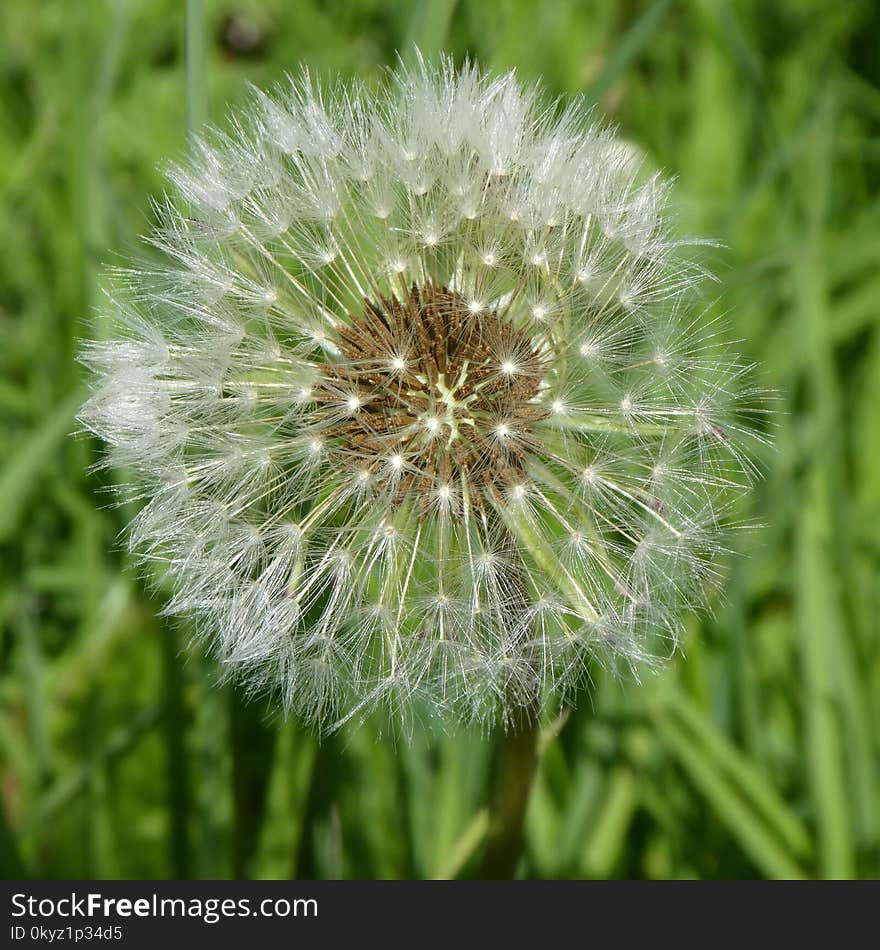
xmin=480 ymin=705 xmax=541 ymax=879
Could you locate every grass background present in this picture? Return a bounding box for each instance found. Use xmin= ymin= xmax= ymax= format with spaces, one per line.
xmin=1 ymin=0 xmax=878 ymax=880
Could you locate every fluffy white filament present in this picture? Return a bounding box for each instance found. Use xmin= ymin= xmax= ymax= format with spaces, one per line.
xmin=79 ymin=55 xmax=765 ymax=733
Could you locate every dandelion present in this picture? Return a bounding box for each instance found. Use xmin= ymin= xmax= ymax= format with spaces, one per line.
xmin=79 ymin=55 xmax=766 ymax=733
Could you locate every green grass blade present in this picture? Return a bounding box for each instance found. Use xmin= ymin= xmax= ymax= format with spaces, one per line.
xmin=230 ymin=691 xmax=278 ymax=877
xmin=663 ymin=689 xmax=812 ymax=860
xmin=20 ymin=694 xmax=168 ymax=840
xmin=580 ymin=765 xmax=638 ymax=878
xmin=585 ymin=0 xmax=674 ymax=102
xmin=432 ymin=808 xmax=488 ymax=880
xmin=797 ymin=474 xmax=856 ymax=879
xmin=793 ymin=94 xmax=856 ymax=880
xmin=404 ymin=0 xmax=458 ymax=60
xmin=251 ymin=723 xmax=317 ymax=879
xmin=0 ymin=392 xmax=80 ymax=543
xmin=653 ymin=709 xmax=808 ymax=879
xmin=185 ymin=0 xmax=207 ymax=136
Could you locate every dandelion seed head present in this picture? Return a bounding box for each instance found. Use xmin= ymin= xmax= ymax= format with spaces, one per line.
xmin=79 ymin=54 xmax=767 ymax=734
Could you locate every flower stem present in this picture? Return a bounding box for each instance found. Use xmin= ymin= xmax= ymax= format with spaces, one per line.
xmin=480 ymin=705 xmax=541 ymax=879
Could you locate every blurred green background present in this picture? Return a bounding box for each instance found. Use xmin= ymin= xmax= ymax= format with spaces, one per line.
xmin=1 ymin=0 xmax=878 ymax=880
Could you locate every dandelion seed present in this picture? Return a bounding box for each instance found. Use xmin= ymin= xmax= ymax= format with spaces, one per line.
xmin=79 ymin=54 xmax=766 ymax=733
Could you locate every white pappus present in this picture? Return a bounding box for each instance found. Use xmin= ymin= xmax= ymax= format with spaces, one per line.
xmin=79 ymin=54 xmax=768 ymax=734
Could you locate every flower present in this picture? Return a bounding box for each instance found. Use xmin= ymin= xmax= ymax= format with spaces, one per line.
xmin=80 ymin=55 xmax=765 ymax=733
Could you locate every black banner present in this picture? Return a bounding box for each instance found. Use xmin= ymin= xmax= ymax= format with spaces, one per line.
xmin=0 ymin=879 xmax=871 ymax=946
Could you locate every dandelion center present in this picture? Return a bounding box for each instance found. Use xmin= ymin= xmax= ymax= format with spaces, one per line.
xmin=314 ymin=282 xmax=548 ymax=508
